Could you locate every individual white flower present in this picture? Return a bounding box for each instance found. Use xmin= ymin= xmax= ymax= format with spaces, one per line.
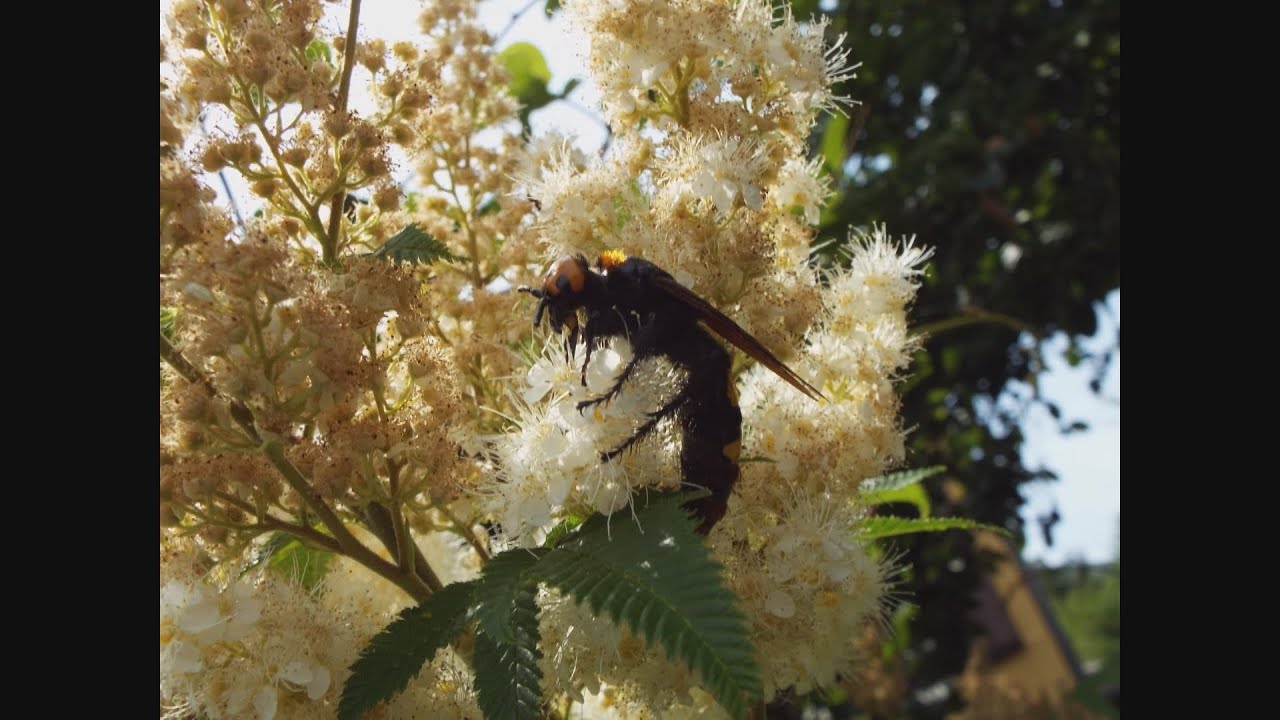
xmin=660 ymin=135 xmax=769 ymax=217
xmin=771 ymin=158 xmax=830 ymax=226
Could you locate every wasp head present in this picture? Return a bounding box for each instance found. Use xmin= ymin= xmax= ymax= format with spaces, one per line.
xmin=518 ymin=254 xmax=595 ymax=356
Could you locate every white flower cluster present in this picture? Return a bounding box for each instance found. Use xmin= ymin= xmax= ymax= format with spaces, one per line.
xmin=160 ymin=552 xmax=339 ymax=720
xmin=160 ymin=542 xmax=481 ymax=720
xmin=486 ymin=340 xmax=685 ymax=547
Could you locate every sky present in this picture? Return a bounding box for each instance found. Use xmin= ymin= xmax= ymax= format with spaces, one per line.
xmin=166 ymin=0 xmax=1121 ymax=567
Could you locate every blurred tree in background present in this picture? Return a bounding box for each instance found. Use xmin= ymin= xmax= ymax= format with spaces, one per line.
xmin=799 ymin=0 xmax=1120 ymax=715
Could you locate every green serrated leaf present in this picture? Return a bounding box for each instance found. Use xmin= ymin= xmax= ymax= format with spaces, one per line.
xmin=371 ymin=224 xmax=458 ymax=266
xmin=860 ymin=516 xmax=1011 ymax=541
xmin=859 ymin=466 xmax=945 ymax=504
xmin=867 ymin=484 xmax=932 ymax=518
xmin=498 ymin=42 xmax=554 ymax=110
xmin=475 ymin=549 xmax=543 ymax=645
xmin=534 ymin=496 xmax=761 ymax=719
xmin=160 ymin=307 xmax=177 ymax=340
xmin=339 ymin=581 xmax=477 ymax=720
xmin=474 ymin=584 xmax=543 ymax=720
xmin=820 ymin=113 xmax=850 ymax=175
xmin=267 ymin=537 xmax=333 ymax=592
xmin=305 ymin=39 xmax=332 ymax=64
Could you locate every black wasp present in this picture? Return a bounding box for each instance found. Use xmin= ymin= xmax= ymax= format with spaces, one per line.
xmin=519 ymin=251 xmax=824 ymax=534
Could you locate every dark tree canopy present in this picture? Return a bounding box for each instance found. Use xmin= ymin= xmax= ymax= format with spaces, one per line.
xmin=802 ymin=0 xmax=1120 ymax=714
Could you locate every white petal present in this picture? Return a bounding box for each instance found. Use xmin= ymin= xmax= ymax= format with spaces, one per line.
xmin=279 ymin=659 xmax=313 ymax=685
xmin=182 ymin=282 xmax=214 ymax=305
xmin=560 ymin=437 xmax=597 ymax=471
xmin=826 ymin=562 xmax=852 ymax=583
xmin=253 ymin=686 xmax=278 ymax=720
xmin=167 ymin=639 xmax=204 ymax=673
xmin=522 ymin=380 xmax=552 ymax=406
xmin=535 ymin=428 xmax=568 ymax=458
xmin=177 ymin=595 xmax=222 ymax=634
xmin=741 ymin=183 xmax=763 ymax=211
xmin=231 ymin=586 xmax=263 ymax=624
xmin=765 ymin=589 xmax=796 ymax=618
xmin=307 ymin=665 xmax=332 ymax=700
xmin=773 ymin=531 xmax=804 ymax=553
xmin=713 ymin=180 xmax=737 ymax=215
xmin=545 ymin=470 xmax=575 ymax=505
xmin=693 ymin=170 xmax=716 ymax=197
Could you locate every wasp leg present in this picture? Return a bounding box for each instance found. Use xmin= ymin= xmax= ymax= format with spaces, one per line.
xmin=577 ymin=307 xmax=629 ymax=387
xmin=599 ymin=386 xmax=691 ymax=462
xmin=579 ymin=319 xmax=596 ymax=387
xmin=577 ymin=313 xmax=658 ymax=413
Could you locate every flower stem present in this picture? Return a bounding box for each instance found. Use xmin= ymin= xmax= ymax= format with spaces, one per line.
xmin=160 ymin=334 xmax=439 ymax=601
xmin=322 ymin=0 xmax=363 ymax=264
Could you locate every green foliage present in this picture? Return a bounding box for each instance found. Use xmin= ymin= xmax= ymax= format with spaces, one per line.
xmin=1037 ymin=555 xmax=1120 ymax=718
xmin=499 ymin=42 xmax=551 ymax=95
xmin=305 ymin=39 xmax=332 ymax=64
xmin=476 ymin=193 xmax=502 ymax=217
xmin=474 ymin=549 xmax=544 ymax=645
xmin=1051 ymin=563 xmax=1119 ymax=663
xmin=339 ymin=581 xmax=477 ymax=720
xmin=541 ymin=514 xmax=586 ymax=548
xmin=820 ymin=112 xmax=850 ymax=175
xmin=160 ymin=307 xmax=178 ymax=384
xmin=868 ymin=483 xmax=931 ymax=518
xmin=536 ymin=496 xmax=762 ymax=719
xmin=370 ymin=224 xmax=457 ymax=266
xmin=497 ymin=41 xmax=581 ymax=136
xmin=860 ymin=466 xmax=944 ymax=500
xmin=860 ymin=516 xmax=1008 ymax=541
xmin=498 ymin=42 xmax=555 ymax=135
xmin=266 ymin=535 xmax=333 ymax=592
xmin=860 ymin=466 xmax=945 ymax=518
xmin=340 ymin=496 xmax=761 ymax=720
xmin=160 ymin=307 xmax=177 ymax=339
xmin=474 ymin=585 xmax=544 ymax=720
xmin=239 ymin=531 xmax=293 ymax=578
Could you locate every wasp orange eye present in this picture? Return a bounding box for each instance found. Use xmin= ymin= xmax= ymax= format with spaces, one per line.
xmin=543 ymin=256 xmax=586 ymax=296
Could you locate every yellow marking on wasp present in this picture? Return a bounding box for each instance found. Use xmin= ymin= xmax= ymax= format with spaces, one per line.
xmin=722 ymin=439 xmax=741 ymax=462
xmin=598 ymin=249 xmax=628 ymax=270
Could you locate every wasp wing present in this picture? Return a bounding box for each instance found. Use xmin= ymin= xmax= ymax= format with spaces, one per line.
xmin=651 ymin=274 xmax=825 ymax=401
